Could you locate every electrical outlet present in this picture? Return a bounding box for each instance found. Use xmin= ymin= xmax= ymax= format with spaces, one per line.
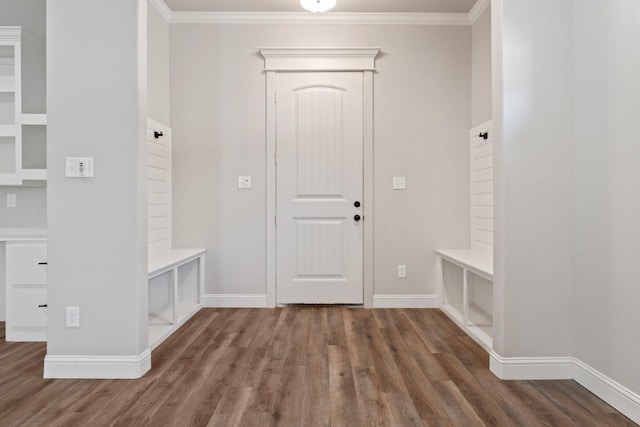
xmin=398 ymin=264 xmax=407 ymax=278
xmin=7 ymin=193 xmax=16 ymax=208
xmin=66 ymin=307 xmax=80 ymax=328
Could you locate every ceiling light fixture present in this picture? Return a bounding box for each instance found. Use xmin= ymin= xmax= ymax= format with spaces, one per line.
xmin=300 ymin=0 xmax=336 ymax=13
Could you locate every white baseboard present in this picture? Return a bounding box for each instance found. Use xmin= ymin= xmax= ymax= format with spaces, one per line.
xmin=573 ymin=358 xmax=640 ymax=425
xmin=0 ymin=305 xmax=5 ymax=322
xmin=489 ymin=351 xmax=573 ymax=380
xmin=372 ymin=294 xmax=438 ymax=308
xmin=202 ymin=294 xmax=267 ymax=308
xmin=43 ymin=349 xmax=151 ymax=379
xmin=489 ymin=353 xmax=640 ymax=424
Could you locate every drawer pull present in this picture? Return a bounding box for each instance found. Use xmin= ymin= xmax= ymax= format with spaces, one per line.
xmin=38 ymin=304 xmax=48 ymax=308
xmin=38 ymin=262 xmax=48 ymax=265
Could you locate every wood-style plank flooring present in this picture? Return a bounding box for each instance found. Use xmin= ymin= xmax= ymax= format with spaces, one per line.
xmin=0 ymin=308 xmax=636 ymax=426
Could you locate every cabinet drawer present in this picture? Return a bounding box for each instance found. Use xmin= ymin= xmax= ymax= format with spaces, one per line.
xmin=7 ymin=287 xmax=47 ymax=327
xmin=6 ymin=243 xmax=47 ymax=285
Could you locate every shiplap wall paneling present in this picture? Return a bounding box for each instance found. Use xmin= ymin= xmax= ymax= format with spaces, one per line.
xmin=470 ymin=121 xmax=493 ymax=253
xmin=147 ymin=119 xmax=172 ymax=256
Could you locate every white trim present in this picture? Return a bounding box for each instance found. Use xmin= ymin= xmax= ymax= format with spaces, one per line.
xmin=263 ymin=48 xmax=377 ymax=308
xmin=265 ymin=71 xmax=277 ymax=308
xmin=43 ymin=349 xmax=151 ymax=379
xmin=363 ymin=70 xmax=374 ymax=308
xmin=170 ymin=12 xmax=471 ymax=26
xmin=468 ymin=0 xmax=491 ymax=25
xmin=469 ymin=119 xmax=493 ymax=138
xmin=489 ymin=354 xmax=640 ymax=424
xmin=148 ymin=0 xmax=172 ymax=23
xmin=0 ymin=27 xmax=21 ymax=41
xmin=373 ymin=295 xmax=439 ymax=309
xmin=202 ymin=294 xmax=268 ymax=308
xmin=573 ymin=359 xmax=640 ymax=425
xmin=260 ymin=47 xmax=380 ymax=71
xmin=489 ymin=352 xmax=574 ymax=380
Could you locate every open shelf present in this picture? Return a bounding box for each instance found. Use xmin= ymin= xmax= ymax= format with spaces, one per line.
xmin=441 ymin=303 xmax=464 ymax=326
xmin=147 ymin=249 xmax=205 ymax=350
xmin=437 ymin=253 xmax=494 ymax=352
xmin=21 ymin=113 xmax=47 ymax=125
xmin=0 ymin=27 xmax=47 ymax=186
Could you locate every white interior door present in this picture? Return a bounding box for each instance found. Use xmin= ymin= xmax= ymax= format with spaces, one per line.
xmin=276 ymin=72 xmax=364 ymax=304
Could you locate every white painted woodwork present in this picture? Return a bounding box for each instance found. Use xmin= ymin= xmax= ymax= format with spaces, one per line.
xmin=0 ymin=27 xmax=21 ymax=186
xmin=276 ymin=72 xmax=364 ymax=304
xmin=263 ymin=47 xmax=376 ymax=307
xmin=0 ymin=27 xmax=47 ymax=186
xmin=437 ymin=120 xmax=494 ymax=352
xmin=147 ymin=248 xmax=205 ymax=350
xmin=5 ymin=240 xmax=47 ymax=341
xmin=170 ymin=12 xmax=472 ymax=26
xmin=146 ymin=119 xmax=172 ymax=256
xmin=437 ymin=253 xmax=493 ymax=352
xmin=163 ymin=0 xmax=478 ymax=14
xmin=470 ymin=120 xmax=493 ymax=253
xmin=260 ymin=48 xmax=380 ymax=71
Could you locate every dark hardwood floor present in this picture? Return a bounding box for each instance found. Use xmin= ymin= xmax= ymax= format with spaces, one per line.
xmin=0 ymin=308 xmax=636 ymax=426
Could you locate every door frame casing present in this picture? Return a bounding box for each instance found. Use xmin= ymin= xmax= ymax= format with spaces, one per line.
xmin=261 ymin=47 xmax=379 ymax=308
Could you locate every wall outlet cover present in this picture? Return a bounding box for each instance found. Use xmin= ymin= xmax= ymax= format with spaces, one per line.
xmin=7 ymin=193 xmax=16 ymax=208
xmin=398 ymin=264 xmax=407 ymax=278
xmin=238 ymin=176 xmax=251 ymax=189
xmin=66 ymin=306 xmax=80 ymax=328
xmin=393 ymin=176 xmax=406 ymax=190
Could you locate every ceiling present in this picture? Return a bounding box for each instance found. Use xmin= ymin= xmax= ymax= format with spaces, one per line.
xmin=163 ymin=0 xmax=479 ymax=14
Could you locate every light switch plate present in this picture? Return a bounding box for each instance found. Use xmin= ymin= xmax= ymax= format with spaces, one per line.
xmin=66 ymin=157 xmax=94 ymax=178
xmin=238 ymin=176 xmax=251 ymax=189
xmin=7 ymin=193 xmax=16 ymax=208
xmin=393 ymin=176 xmax=406 ymax=190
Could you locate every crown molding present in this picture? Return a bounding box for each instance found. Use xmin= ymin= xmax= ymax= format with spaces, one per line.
xmin=468 ymin=0 xmax=491 ymax=25
xmin=259 ymin=47 xmax=380 ymax=71
xmin=148 ymin=0 xmax=172 ymax=23
xmin=150 ymin=0 xmax=480 ymax=25
xmin=170 ymin=11 xmax=471 ymax=25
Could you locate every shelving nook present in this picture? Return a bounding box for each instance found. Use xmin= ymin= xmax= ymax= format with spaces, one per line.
xmin=0 ymin=26 xmax=46 ymax=186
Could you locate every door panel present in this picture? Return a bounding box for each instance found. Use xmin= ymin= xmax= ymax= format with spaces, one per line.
xmin=276 ymin=72 xmax=363 ymax=304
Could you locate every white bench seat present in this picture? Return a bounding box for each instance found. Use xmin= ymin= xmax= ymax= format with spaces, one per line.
xmin=436 ymin=249 xmax=493 ymax=281
xmin=436 ymin=248 xmax=494 ymax=352
xmin=148 ymin=248 xmax=206 ymax=278
xmin=147 ymin=248 xmax=206 ymax=350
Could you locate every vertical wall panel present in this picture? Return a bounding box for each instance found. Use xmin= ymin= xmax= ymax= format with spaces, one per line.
xmin=147 ymin=120 xmax=171 ymax=255
xmin=470 ymin=122 xmax=493 ymax=253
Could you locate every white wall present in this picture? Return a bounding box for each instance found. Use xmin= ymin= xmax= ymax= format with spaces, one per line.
xmin=170 ymin=24 xmax=471 ymax=299
xmin=147 ymin=4 xmax=170 ymax=126
xmin=46 ymin=0 xmax=148 ymax=366
xmin=0 ymin=0 xmax=47 ymax=229
xmin=573 ymin=0 xmax=640 ymax=395
xmin=471 ymin=5 xmax=492 ymax=127
xmin=492 ymin=0 xmax=574 ymax=357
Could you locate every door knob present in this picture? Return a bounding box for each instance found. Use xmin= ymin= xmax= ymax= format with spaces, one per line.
xmin=354 ymin=215 xmax=361 ymax=222
xmin=354 ymin=201 xmax=361 ymax=208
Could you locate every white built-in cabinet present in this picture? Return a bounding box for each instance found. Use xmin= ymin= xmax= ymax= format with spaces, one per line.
xmin=5 ymin=239 xmax=48 ymax=341
xmin=146 ymin=120 xmax=205 ymax=350
xmin=437 ymin=121 xmax=494 ymax=352
xmin=148 ymin=249 xmax=205 ymax=350
xmin=0 ymin=27 xmax=46 ymax=186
